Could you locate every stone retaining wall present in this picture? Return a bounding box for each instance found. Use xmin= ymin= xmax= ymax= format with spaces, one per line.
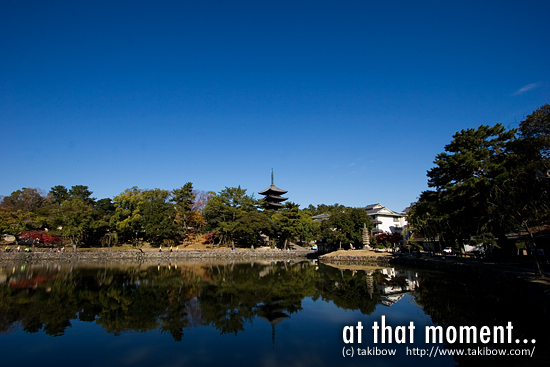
xmin=319 ymin=255 xmax=391 ymax=266
xmin=0 ymin=249 xmax=308 ymax=265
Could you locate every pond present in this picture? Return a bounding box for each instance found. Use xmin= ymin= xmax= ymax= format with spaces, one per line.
xmin=0 ymin=260 xmax=547 ymax=366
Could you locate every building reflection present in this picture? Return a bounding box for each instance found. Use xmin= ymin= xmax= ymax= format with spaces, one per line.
xmin=376 ymin=268 xmax=419 ymax=306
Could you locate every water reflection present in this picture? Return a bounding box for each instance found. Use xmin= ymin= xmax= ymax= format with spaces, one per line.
xmin=0 ymin=261 xmax=418 ymax=340
xmin=0 ymin=261 xmax=548 ymax=366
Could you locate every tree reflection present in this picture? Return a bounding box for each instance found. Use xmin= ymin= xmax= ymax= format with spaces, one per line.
xmin=198 ymin=261 xmax=316 ymax=335
xmin=5 ymin=259 xmax=544 ymax=359
xmin=0 ymin=262 xmax=415 ymax=340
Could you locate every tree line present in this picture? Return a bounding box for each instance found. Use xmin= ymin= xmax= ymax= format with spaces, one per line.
xmin=1 ymin=183 xmax=372 ymax=250
xmin=408 ymin=104 xmax=550 ymax=261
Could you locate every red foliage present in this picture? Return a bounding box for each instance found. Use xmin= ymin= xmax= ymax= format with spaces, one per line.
xmin=203 ymin=232 xmax=218 ymax=244
xmin=375 ymin=232 xmax=403 ymax=245
xmin=19 ymin=230 xmax=62 ymax=245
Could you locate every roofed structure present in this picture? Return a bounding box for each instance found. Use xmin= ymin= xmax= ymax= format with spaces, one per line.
xmin=363 ymin=203 xmax=407 ymax=235
xmin=259 ymin=170 xmax=287 ymax=210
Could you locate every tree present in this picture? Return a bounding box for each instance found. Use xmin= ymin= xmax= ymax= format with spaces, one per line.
xmin=491 ymin=105 xmax=550 ymax=274
xmin=320 ymin=206 xmax=372 ymax=250
xmin=424 ymin=124 xmax=516 ymax=251
xmin=68 ymin=185 xmax=95 ymax=205
xmin=192 ymin=190 xmax=213 ymax=213
xmin=375 ymin=232 xmax=403 ymax=247
xmin=141 ymin=189 xmax=176 ymax=245
xmin=93 ymin=198 xmax=116 ymax=246
xmin=49 ymin=185 xmax=69 ymax=204
xmin=110 ymin=187 xmax=145 ymax=244
xmin=0 ymin=188 xmax=47 ymax=213
xmin=55 ymin=199 xmax=94 ymax=247
xmin=519 ymin=103 xmax=550 ymax=161
xmin=203 ymin=186 xmax=266 ymax=248
xmin=171 ymin=183 xmax=195 ymax=242
xmin=411 ymin=106 xmax=550 ymax=273
xmin=110 ymin=187 xmax=178 ymax=246
xmin=272 ymin=202 xmax=320 ymax=249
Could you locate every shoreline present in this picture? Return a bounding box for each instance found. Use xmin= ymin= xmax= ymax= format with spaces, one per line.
xmin=318 ymin=249 xmax=393 ymax=265
xmin=0 ymin=248 xmax=311 ymax=265
xmin=3 ymin=248 xmax=549 ymax=314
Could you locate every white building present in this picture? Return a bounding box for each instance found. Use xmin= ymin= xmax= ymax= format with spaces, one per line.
xmin=363 ymin=204 xmax=407 ymax=235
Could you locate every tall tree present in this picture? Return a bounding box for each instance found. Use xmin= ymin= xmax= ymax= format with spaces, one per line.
xmin=0 ymin=188 xmax=46 ymax=213
xmin=519 ymin=103 xmax=550 ymax=162
xmin=110 ymin=187 xmax=145 ymax=244
xmin=68 ymin=185 xmax=95 ymax=205
xmin=425 ymin=124 xmax=516 ymax=250
xmin=411 ymin=106 xmax=550 ymax=271
xmin=272 ymin=202 xmax=319 ymax=248
xmin=320 ymin=206 xmax=372 ymax=249
xmin=55 ymin=199 xmax=94 ymax=247
xmin=203 ymin=186 xmax=266 ymax=248
xmin=141 ymin=189 xmax=176 ymax=245
xmin=171 ymin=183 xmax=195 ymax=242
xmin=49 ymin=185 xmax=69 ymax=204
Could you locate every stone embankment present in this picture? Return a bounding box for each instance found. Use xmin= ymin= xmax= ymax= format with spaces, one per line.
xmin=0 ymin=249 xmax=309 ymax=265
xmin=319 ymin=249 xmax=392 ymax=265
xmin=319 ymin=255 xmax=391 ymax=265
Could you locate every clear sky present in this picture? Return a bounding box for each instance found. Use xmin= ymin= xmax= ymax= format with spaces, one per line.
xmin=1 ymin=0 xmax=548 ymax=212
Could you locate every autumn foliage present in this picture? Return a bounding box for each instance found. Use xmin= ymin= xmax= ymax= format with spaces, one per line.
xmin=19 ymin=230 xmax=63 ymax=245
xmin=203 ymin=232 xmax=218 ymax=244
xmin=375 ymin=232 xmax=403 ymax=246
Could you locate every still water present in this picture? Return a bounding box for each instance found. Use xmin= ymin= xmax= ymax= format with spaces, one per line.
xmin=0 ymin=260 xmax=546 ymax=366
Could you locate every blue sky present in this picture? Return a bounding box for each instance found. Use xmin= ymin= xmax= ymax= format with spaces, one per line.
xmin=1 ymin=0 xmax=548 ymax=212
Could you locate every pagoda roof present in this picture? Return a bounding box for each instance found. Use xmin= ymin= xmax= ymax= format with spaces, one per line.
xmin=265 ymin=195 xmax=287 ymax=202
xmin=259 ymin=185 xmax=287 ymax=195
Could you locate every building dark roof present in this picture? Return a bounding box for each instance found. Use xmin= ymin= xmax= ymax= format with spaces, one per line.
xmin=264 ymin=194 xmax=287 ymax=202
xmin=259 ymin=185 xmax=288 ymax=195
xmin=364 ymin=203 xmax=381 ymax=211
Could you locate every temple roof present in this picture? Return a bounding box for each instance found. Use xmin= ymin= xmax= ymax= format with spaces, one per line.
xmin=264 ymin=194 xmax=287 ymax=202
xmin=259 ymin=185 xmax=288 ymax=195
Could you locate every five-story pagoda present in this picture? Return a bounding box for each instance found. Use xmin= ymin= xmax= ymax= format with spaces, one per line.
xmin=259 ymin=170 xmax=287 ymax=210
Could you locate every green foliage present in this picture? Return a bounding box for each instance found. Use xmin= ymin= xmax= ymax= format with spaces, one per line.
xmin=68 ymin=185 xmax=95 ymax=205
xmin=55 ymin=199 xmax=94 ymax=245
xmin=0 ymin=187 xmax=47 ymax=213
xmin=110 ymin=187 xmax=145 ymax=243
xmin=172 ymin=182 xmax=194 ymax=214
xmin=49 ymin=185 xmax=69 ymax=204
xmin=410 ymin=104 xmax=550 ymax=259
xmin=272 ymin=202 xmax=319 ymax=248
xmin=171 ymin=182 xmax=196 ymax=239
xmin=320 ymin=206 xmax=371 ymax=249
xmin=412 ymin=124 xmax=517 ymax=249
xmin=110 ymin=187 xmax=177 ymax=246
xmin=519 ymin=103 xmax=550 ymax=160
xmin=0 ymin=208 xmax=35 ymax=234
xmin=203 ymin=186 xmax=269 ymax=248
xmin=140 ymin=188 xmax=176 ymax=245
xmin=314 ymin=265 xmax=381 ymax=315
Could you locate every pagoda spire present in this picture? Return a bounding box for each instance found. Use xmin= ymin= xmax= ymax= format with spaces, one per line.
xmin=259 ymin=170 xmax=288 ymax=210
